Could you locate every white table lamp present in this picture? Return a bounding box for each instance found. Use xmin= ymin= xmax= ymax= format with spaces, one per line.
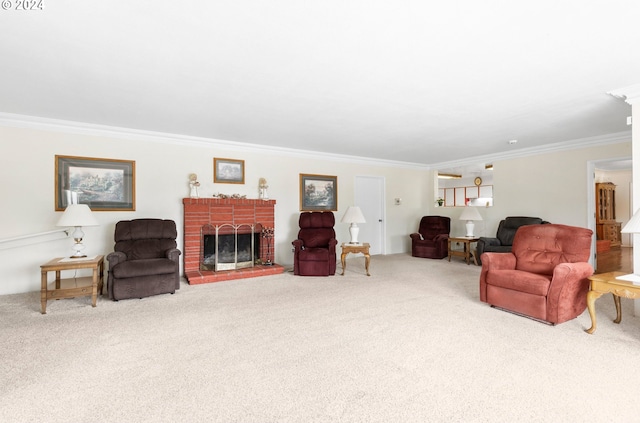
xmin=459 ymin=206 xmax=482 ymax=237
xmin=341 ymin=206 xmax=366 ymax=244
xmin=56 ymin=204 xmax=99 ymax=258
xmin=618 ymin=208 xmax=640 ymax=283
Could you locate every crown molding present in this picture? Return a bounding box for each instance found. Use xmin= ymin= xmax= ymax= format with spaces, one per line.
xmin=0 ymin=112 xmax=430 ymax=170
xmin=608 ymin=83 xmax=640 ymax=105
xmin=429 ymin=130 xmax=632 ymax=171
xmin=0 ymin=112 xmax=631 ymax=171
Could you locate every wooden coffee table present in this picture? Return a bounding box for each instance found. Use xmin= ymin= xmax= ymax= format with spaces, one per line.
xmin=585 ymin=271 xmax=640 ymax=334
xmin=448 ymin=236 xmax=479 ymax=265
xmin=40 ymin=255 xmax=104 ymax=314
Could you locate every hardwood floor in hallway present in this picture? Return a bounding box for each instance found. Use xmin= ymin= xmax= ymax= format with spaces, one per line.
xmin=596 ymin=246 xmax=632 ymax=274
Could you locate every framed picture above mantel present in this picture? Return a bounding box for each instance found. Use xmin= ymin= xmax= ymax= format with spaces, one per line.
xmin=55 ymin=155 xmax=136 ymax=211
xmin=214 ymin=158 xmax=245 ymax=184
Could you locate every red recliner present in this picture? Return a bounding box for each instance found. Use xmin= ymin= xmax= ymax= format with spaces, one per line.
xmin=479 ymin=224 xmax=594 ymax=324
xmin=292 ymin=212 xmax=338 ymax=276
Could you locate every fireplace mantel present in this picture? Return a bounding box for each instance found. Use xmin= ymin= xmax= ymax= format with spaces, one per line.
xmin=183 ymin=198 xmax=284 ymax=284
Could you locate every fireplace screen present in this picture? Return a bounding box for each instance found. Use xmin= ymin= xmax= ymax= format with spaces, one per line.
xmin=201 ymin=224 xmax=261 ymax=271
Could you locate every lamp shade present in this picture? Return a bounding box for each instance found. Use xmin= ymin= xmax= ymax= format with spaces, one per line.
xmin=622 ymin=208 xmax=640 ymax=234
xmin=459 ymin=206 xmax=482 ymax=221
xmin=56 ymin=204 xmax=99 ymax=227
xmin=341 ymin=206 xmax=366 ymax=223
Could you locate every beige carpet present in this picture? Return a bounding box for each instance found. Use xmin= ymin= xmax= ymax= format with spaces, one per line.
xmin=2 ymin=254 xmax=640 ymax=423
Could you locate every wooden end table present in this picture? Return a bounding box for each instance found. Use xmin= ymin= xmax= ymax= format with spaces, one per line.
xmin=340 ymin=243 xmax=370 ymax=276
xmin=448 ymin=236 xmax=479 ymax=265
xmin=40 ymin=255 xmax=104 ymax=314
xmin=585 ymin=271 xmax=640 ymax=334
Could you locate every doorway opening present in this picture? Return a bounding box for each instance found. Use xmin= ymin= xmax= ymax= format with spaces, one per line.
xmin=588 ymin=158 xmax=632 ymax=273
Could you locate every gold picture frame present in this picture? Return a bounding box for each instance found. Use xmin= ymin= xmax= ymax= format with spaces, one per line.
xmin=214 ymin=158 xmax=245 ymax=184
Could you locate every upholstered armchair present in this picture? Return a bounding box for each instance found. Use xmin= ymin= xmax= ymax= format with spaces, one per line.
xmin=107 ymin=219 xmax=181 ymax=301
xmin=479 ymin=224 xmax=594 ymax=324
xmin=409 ymin=216 xmax=451 ymax=259
xmin=476 ymin=216 xmax=547 ymax=265
xmin=292 ymin=212 xmax=338 ymax=276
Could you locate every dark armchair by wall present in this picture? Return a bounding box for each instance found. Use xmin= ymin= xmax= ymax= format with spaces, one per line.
xmin=107 ymin=219 xmax=181 ymax=301
xmin=476 ymin=216 xmax=547 ymax=265
xmin=409 ymin=216 xmax=451 ymax=259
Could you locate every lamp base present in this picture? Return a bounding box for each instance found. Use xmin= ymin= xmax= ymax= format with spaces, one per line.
xmin=465 ymin=221 xmax=475 ymax=237
xmin=348 ymin=223 xmax=360 ymax=244
xmin=70 ymin=237 xmax=86 ymax=258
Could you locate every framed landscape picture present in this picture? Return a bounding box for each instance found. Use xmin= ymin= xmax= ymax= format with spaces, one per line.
xmin=214 ymin=158 xmax=245 ymax=184
xmin=55 ymin=155 xmax=136 ymax=211
xmin=300 ymin=173 xmax=338 ymax=211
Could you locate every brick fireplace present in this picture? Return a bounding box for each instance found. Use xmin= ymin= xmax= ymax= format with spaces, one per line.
xmin=183 ymin=198 xmax=284 ymax=284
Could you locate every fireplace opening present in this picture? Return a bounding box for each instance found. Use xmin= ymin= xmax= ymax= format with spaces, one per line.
xmin=200 ymin=224 xmax=262 ymax=271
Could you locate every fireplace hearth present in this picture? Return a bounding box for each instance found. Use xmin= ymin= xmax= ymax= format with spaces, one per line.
xmin=183 ymin=198 xmax=284 ymax=284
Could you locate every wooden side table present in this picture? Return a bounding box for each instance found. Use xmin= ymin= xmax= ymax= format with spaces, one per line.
xmin=340 ymin=243 xmax=370 ymax=276
xmin=448 ymin=236 xmax=479 ymax=265
xmin=40 ymin=255 xmax=104 ymax=314
xmin=586 ymin=271 xmax=640 ymax=334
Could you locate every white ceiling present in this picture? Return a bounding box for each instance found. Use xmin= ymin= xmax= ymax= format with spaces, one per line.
xmin=0 ymin=1 xmax=637 ymax=167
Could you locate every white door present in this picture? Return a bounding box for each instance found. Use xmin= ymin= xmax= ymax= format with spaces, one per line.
xmin=354 ymin=176 xmax=385 ymax=255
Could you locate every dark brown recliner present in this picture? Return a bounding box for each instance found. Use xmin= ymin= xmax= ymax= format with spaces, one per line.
xmin=476 ymin=216 xmax=547 ymax=265
xmin=107 ymin=219 xmax=181 ymax=301
xmin=292 ymin=212 xmax=338 ymax=276
xmin=409 ymin=216 xmax=451 ymax=259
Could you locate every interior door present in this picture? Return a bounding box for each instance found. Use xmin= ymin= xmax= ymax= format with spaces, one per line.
xmin=354 ymin=176 xmax=385 ymax=255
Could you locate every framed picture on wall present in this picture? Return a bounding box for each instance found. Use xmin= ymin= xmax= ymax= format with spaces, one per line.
xmin=299 ymin=173 xmax=338 ymax=211
xmin=214 ymin=158 xmax=245 ymax=184
xmin=55 ymin=155 xmax=136 ymax=211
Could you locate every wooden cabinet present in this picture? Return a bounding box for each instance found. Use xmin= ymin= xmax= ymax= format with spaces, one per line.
xmin=441 ymin=185 xmax=493 ymax=207
xmin=595 ymin=183 xmax=621 ymax=247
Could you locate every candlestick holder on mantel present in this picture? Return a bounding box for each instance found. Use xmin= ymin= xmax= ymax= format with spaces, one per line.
xmin=261 ymin=227 xmax=274 ymax=266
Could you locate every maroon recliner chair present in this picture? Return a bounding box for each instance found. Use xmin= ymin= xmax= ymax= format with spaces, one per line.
xmin=409 ymin=216 xmax=451 ymax=259
xmin=292 ymin=212 xmax=338 ymax=276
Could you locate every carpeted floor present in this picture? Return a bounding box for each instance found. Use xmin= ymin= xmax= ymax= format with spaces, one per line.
xmin=2 ymin=253 xmax=640 ymax=423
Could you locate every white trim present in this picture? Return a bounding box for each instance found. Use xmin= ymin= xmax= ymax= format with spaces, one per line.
xmin=0 ymin=112 xmax=632 ymax=171
xmin=0 ymin=112 xmax=430 ymax=170
xmin=608 ymin=84 xmax=640 ymax=105
xmin=430 ymin=131 xmax=631 ymax=171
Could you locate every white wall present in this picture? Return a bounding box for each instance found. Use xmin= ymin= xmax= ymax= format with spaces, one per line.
xmin=0 ymin=124 xmax=431 ymax=295
xmin=0 ymin=122 xmax=632 ymax=295
xmin=431 ymin=142 xmax=632 ymax=238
